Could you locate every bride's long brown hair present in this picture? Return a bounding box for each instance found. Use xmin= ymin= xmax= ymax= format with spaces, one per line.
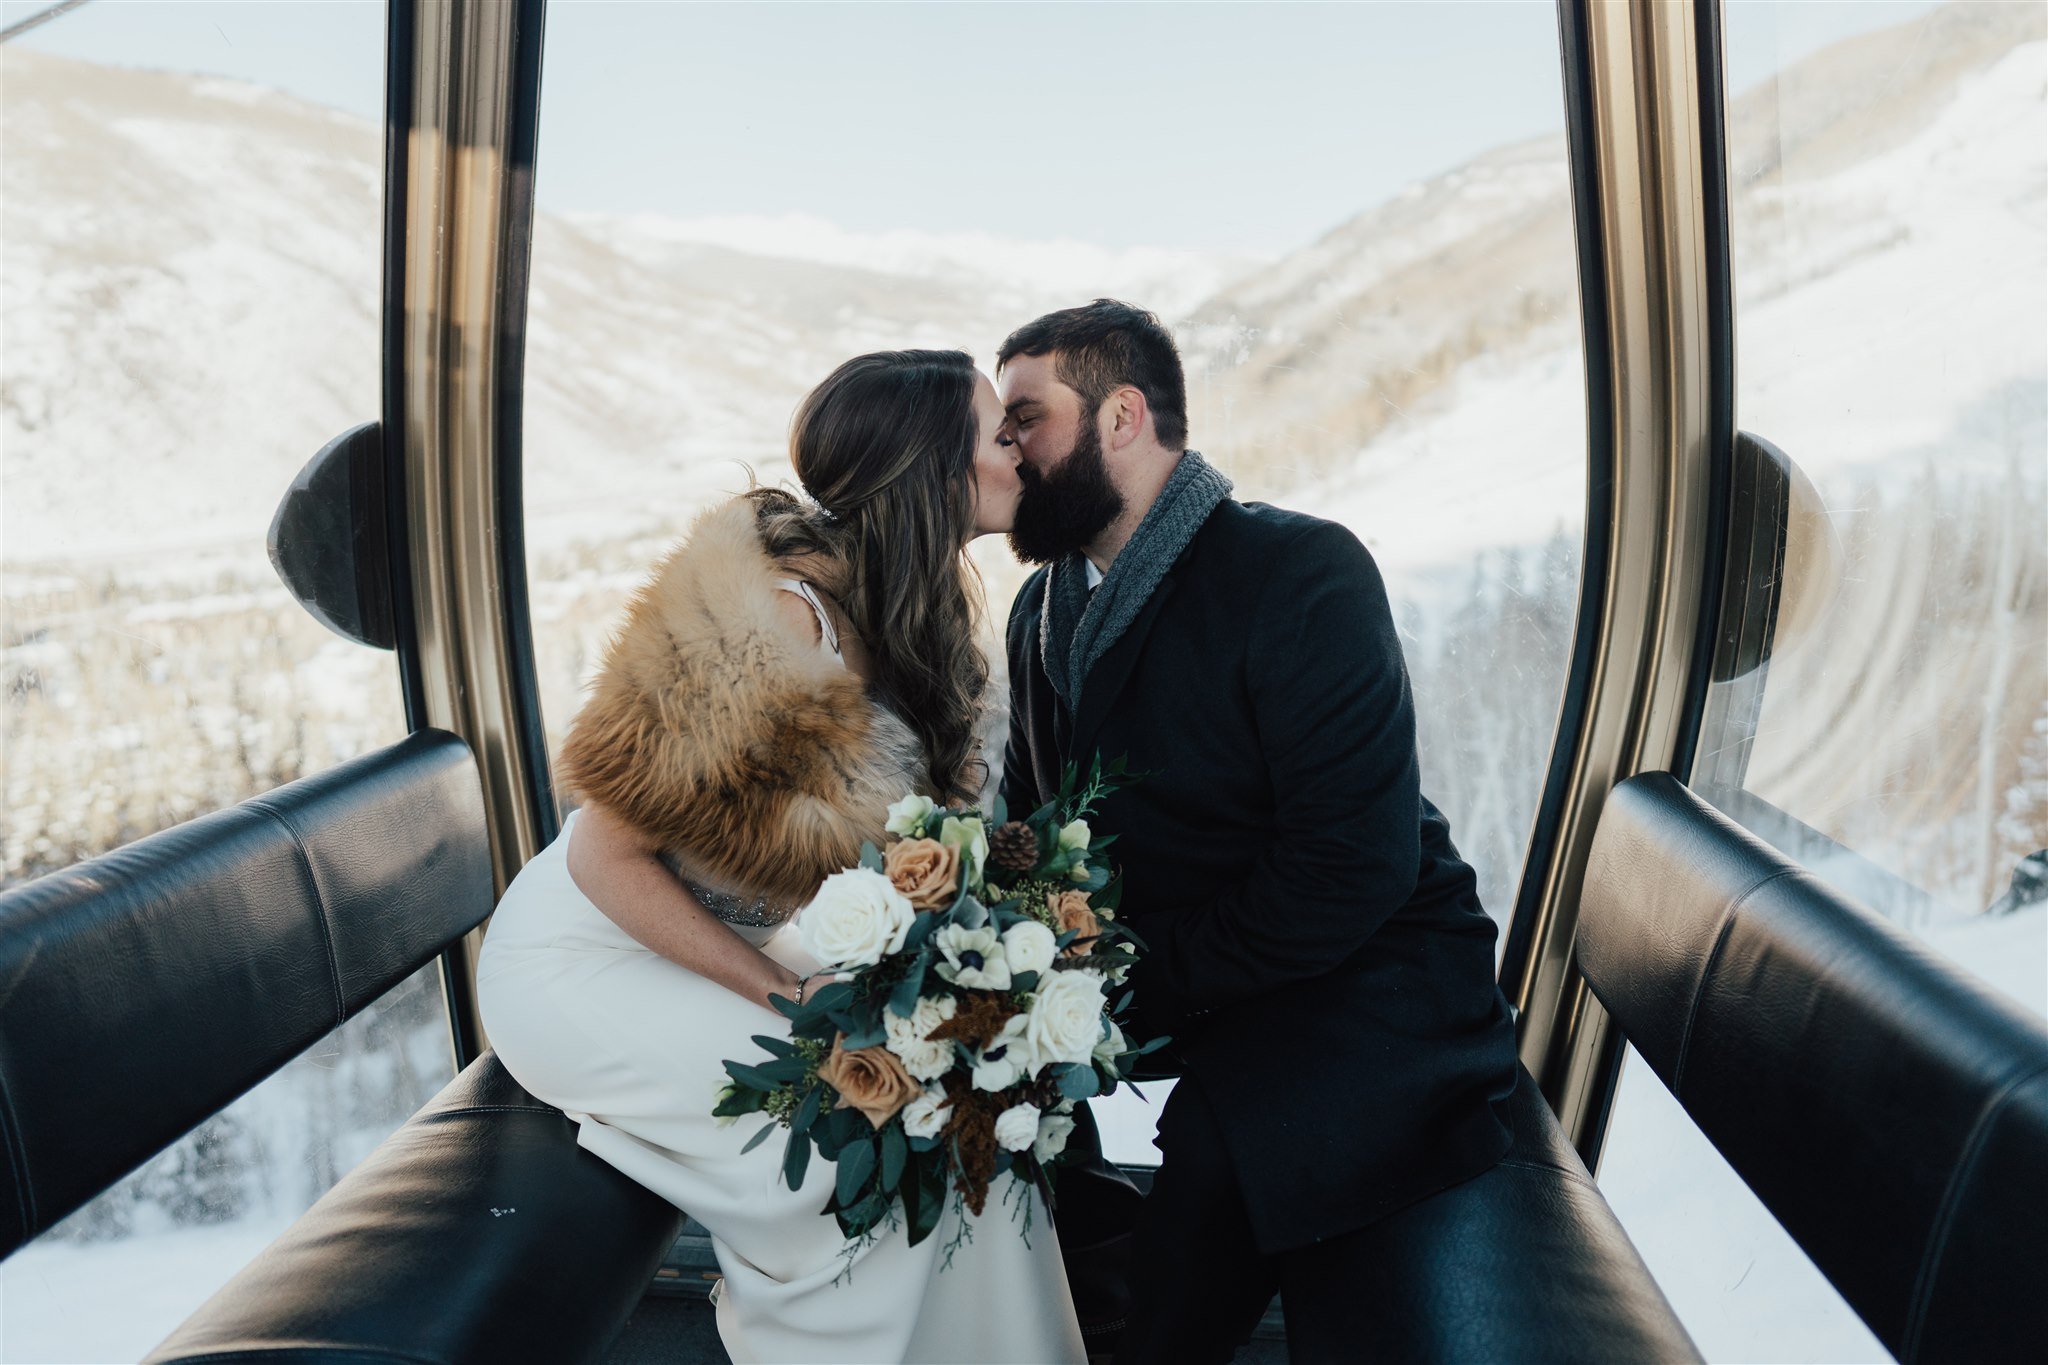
xmin=747 ymin=349 xmax=990 ymax=804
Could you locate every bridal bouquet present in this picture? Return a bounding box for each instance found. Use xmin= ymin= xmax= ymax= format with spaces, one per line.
xmin=713 ymin=755 xmax=1163 ymax=1255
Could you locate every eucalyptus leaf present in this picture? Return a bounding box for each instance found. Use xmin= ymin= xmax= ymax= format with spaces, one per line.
xmin=848 ymin=1190 xmax=890 ymax=1235
xmin=859 ymin=841 xmax=885 ymax=872
xmin=954 ymin=895 xmax=988 ymax=930
xmin=749 ymin=1035 xmax=798 ymax=1058
xmin=902 ymin=1152 xmax=932 ymax=1246
xmin=880 ymin=1122 xmax=908 ymax=1191
xmin=889 ymin=949 xmax=931 ymax=1018
xmin=807 ymin=981 xmax=856 ymax=1014
xmin=820 ymin=1105 xmax=867 ymax=1156
xmin=725 ymin=1061 xmax=792 ymax=1092
xmin=782 ymin=1127 xmax=811 ymax=1190
xmin=836 ymin=1136 xmax=878 ymax=1206
xmin=992 ymin=794 xmax=1007 ymax=826
xmin=1011 ymin=970 xmax=1039 ymax=994
xmin=1057 ymin=1064 xmax=1101 ymax=1100
xmin=740 ymin=1121 xmax=778 ymax=1155
xmin=713 ymin=1086 xmax=767 ymax=1118
xmin=906 ymin=1151 xmax=947 ymax=1246
xmin=841 ymin=1024 xmax=888 ymax=1051
xmin=792 ymin=1084 xmax=823 ymax=1136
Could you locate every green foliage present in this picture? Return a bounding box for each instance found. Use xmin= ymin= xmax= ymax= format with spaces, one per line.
xmin=712 ymin=750 xmax=1158 ymax=1250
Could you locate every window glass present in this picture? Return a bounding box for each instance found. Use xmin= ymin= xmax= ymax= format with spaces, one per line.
xmin=1601 ymin=5 xmax=2046 ymax=1361
xmin=0 ymin=972 xmax=452 ymax=1365
xmin=1720 ymin=0 xmax=2048 ymax=990
xmin=0 ymin=4 xmax=451 ymax=1358
xmin=522 ymin=1 xmax=1585 ymax=1165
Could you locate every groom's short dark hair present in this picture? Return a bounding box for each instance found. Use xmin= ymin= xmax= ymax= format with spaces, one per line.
xmin=997 ymin=300 xmax=1189 ymax=452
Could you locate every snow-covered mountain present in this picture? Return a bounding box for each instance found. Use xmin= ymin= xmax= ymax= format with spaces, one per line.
xmin=0 ymin=46 xmax=1257 ymax=569
xmin=6 ymin=2 xmax=2039 ymax=572
xmin=1176 ymin=0 xmax=2045 ymax=551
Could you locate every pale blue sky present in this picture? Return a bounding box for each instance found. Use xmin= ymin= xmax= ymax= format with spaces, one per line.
xmin=5 ymin=0 xmax=1944 ymax=254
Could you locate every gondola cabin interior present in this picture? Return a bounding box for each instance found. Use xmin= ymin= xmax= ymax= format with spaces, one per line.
xmin=1 ymin=1 xmax=2043 ymax=1361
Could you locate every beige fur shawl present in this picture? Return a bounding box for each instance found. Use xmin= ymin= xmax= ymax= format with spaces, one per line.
xmin=555 ymin=496 xmax=925 ymax=905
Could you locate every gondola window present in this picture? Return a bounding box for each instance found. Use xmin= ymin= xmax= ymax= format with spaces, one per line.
xmin=0 ymin=6 xmax=454 ymax=1362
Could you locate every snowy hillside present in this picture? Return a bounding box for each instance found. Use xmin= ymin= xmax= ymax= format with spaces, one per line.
xmin=0 ymin=47 xmax=1253 ymax=570
xmin=1184 ymin=0 xmax=2045 ymax=573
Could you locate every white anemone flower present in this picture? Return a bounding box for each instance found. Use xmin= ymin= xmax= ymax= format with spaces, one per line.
xmin=934 ymin=922 xmax=1010 ymax=990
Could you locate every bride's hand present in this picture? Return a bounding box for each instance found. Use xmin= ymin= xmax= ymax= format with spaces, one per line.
xmin=757 ymin=960 xmax=804 ymax=1015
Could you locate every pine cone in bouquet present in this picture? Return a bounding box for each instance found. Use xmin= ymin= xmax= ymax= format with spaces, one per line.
xmin=989 ymin=821 xmax=1039 ymax=877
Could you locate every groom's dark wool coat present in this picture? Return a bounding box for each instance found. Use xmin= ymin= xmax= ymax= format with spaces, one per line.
xmin=1003 ymin=497 xmax=1519 ymax=1255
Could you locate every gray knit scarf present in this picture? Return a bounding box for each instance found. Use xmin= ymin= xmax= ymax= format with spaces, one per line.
xmin=1039 ymin=449 xmax=1234 ymax=714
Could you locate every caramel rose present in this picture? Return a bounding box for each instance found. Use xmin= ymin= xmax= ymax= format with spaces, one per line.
xmin=818 ymin=1034 xmax=922 ymax=1129
xmin=1049 ymin=890 xmax=1103 ymax=957
xmin=885 ymin=837 xmax=960 ymax=911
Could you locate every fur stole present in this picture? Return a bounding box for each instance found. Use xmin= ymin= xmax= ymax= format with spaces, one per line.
xmin=555 ymin=496 xmax=925 ymax=905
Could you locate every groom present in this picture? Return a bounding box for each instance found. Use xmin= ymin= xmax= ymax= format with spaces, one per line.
xmin=997 ymin=301 xmax=1520 ymax=1362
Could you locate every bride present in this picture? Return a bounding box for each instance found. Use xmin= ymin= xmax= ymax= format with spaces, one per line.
xmin=475 ymin=350 xmax=1087 ymax=1364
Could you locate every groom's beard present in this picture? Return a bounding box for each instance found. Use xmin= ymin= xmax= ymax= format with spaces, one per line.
xmin=1007 ymin=422 xmax=1125 ymax=566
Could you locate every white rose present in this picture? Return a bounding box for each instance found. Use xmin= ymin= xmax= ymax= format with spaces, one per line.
xmin=1024 ymin=970 xmax=1107 ymax=1067
xmin=939 ymin=815 xmax=989 ymax=886
xmin=1058 ymin=819 xmax=1091 ymax=853
xmin=901 ymin=1085 xmax=951 ymax=1140
xmin=1033 ymin=1111 xmax=1077 ymax=1161
xmin=1093 ymin=1017 xmax=1128 ymax=1071
xmin=799 ymin=868 xmax=914 ymax=969
xmin=886 ymin=793 xmax=937 ymax=837
xmin=934 ymin=922 xmax=1011 ymax=990
xmin=885 ymin=994 xmax=959 ymax=1082
xmin=971 ymin=1014 xmax=1033 ymax=1092
xmin=994 ymin=1102 xmax=1040 ymax=1152
xmin=1001 ymin=920 xmax=1057 ymax=976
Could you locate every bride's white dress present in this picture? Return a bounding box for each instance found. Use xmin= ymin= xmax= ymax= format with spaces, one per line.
xmin=475 ymin=582 xmax=1086 ymax=1365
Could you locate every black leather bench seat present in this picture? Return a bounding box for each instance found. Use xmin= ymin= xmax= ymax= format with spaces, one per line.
xmin=1578 ymin=774 xmax=2048 ymax=1364
xmin=1336 ymin=1064 xmax=1700 ymax=1363
xmin=145 ymin=1051 xmax=685 ymax=1365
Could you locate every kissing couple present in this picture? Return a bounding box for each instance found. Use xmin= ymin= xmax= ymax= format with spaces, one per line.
xmin=476 ymin=300 xmax=1520 ymax=1363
